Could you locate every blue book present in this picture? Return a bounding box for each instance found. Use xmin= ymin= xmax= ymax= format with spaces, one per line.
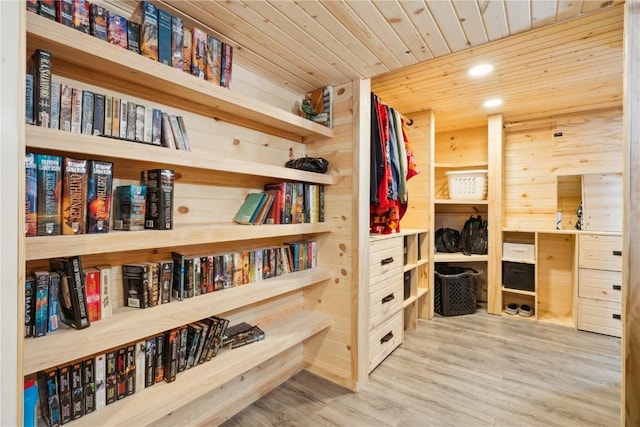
xmin=25 ymin=74 xmax=34 ymax=125
xmin=34 ymin=271 xmax=50 ymax=337
xmin=48 ymin=272 xmax=60 ymax=333
xmin=158 ymin=8 xmax=172 ymax=65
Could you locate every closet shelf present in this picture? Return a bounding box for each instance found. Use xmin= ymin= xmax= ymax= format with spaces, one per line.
xmin=23 ymin=268 xmax=332 ymax=374
xmin=26 ymin=13 xmax=333 ymax=142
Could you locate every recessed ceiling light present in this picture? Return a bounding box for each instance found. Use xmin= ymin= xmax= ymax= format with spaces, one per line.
xmin=483 ymin=98 xmax=503 ymax=108
xmin=469 ymin=64 xmax=494 ymax=77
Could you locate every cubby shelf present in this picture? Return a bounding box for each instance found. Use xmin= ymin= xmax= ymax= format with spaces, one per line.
xmin=502 ymin=287 xmax=536 ymax=296
xmin=24 ymin=267 xmax=331 ymax=374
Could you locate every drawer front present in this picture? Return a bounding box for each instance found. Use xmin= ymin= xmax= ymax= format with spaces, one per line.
xmin=369 ymin=311 xmax=403 ymax=372
xmin=503 ymin=242 xmax=535 ymax=262
xmin=578 ymin=268 xmax=622 ymax=302
xmin=578 ymin=297 xmax=622 ymax=338
xmin=370 ymin=275 xmax=403 ymax=331
xmin=578 ymin=235 xmax=622 ymax=272
xmin=370 ymin=237 xmax=403 ymax=283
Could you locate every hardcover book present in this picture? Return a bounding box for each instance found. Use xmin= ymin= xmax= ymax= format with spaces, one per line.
xmin=105 ymin=351 xmax=117 ymax=405
xmin=127 ymin=21 xmax=141 ymax=54
xmin=27 ymin=49 xmax=52 ymax=128
xmin=83 ymin=357 xmax=96 ymax=414
xmin=48 ymin=271 xmax=60 ymax=333
xmin=38 ymin=0 xmax=56 ymax=20
xmin=57 ymin=0 xmax=73 ymax=27
xmin=33 ymin=270 xmax=50 ymax=337
xmin=122 ymin=263 xmax=149 ymax=309
xmin=136 ymin=1 xmax=159 ymax=60
xmin=220 ymin=42 xmax=233 ymax=88
xmin=25 ymin=74 xmax=34 ymax=125
xmin=205 ymin=35 xmax=222 ymax=85
xmin=70 ymin=87 xmax=82 ymax=133
xmin=24 ymin=277 xmax=35 ymax=338
xmin=83 ymin=267 xmax=100 ymax=322
xmin=182 ymin=27 xmax=192 ymax=73
xmin=171 ymin=16 xmax=183 ymax=70
xmin=86 ymin=160 xmax=113 ymax=234
xmin=25 ymin=152 xmax=38 ymax=237
xmin=233 ymin=192 xmax=267 ymax=225
xmin=59 ymin=84 xmax=72 ymax=132
xmin=81 ymin=90 xmax=94 ymax=135
xmin=36 ymin=154 xmax=62 ymax=236
xmin=92 ymin=93 xmax=105 ymax=136
xmin=70 ymin=361 xmax=84 ymax=420
xmin=37 ymin=369 xmax=61 ymax=427
xmin=89 ymin=4 xmax=108 ymax=41
xmin=191 ymin=27 xmax=207 ymax=79
xmin=94 ymin=354 xmax=106 ymax=410
xmin=107 ymin=12 xmax=128 ymax=49
xmin=158 ymin=8 xmax=172 ymax=65
xmin=50 ymin=256 xmax=90 ymax=329
xmin=72 ymin=0 xmax=90 ymax=34
xmin=95 ymin=265 xmax=112 ymax=319
xmin=50 ymin=81 xmax=61 ymax=130
xmin=62 ymin=157 xmax=88 ymax=235
xmin=264 ymin=182 xmax=290 ymax=224
xmin=113 ymin=185 xmax=146 ymax=231
xmin=57 ymin=365 xmax=72 ymax=424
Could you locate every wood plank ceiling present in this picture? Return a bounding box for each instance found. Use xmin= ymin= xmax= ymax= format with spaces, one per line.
xmin=112 ymin=0 xmax=624 ymax=132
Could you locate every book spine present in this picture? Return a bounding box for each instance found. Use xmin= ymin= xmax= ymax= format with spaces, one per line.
xmin=192 ymin=256 xmax=201 ymax=296
xmin=104 ymin=95 xmax=112 ymax=137
xmin=119 ymin=99 xmax=128 ymax=139
xmin=193 ymin=322 xmax=210 ymax=364
xmin=182 ymin=27 xmax=192 ymax=73
xmin=25 ymin=152 xmax=38 ymax=237
xmin=122 ymin=264 xmax=148 ymax=309
xmin=62 ymin=157 xmax=88 ymax=235
xmin=206 ymin=255 xmax=215 ymax=293
xmin=38 ymin=0 xmax=56 ymax=20
xmin=126 ymin=344 xmax=136 ymax=396
xmin=232 ymin=252 xmax=242 ymax=286
xmin=36 ymin=154 xmax=62 ymax=236
xmin=50 ymin=81 xmax=61 ymax=130
xmin=70 ymin=361 xmax=84 ymax=420
xmin=114 ymin=185 xmax=146 ymax=231
xmin=140 ymin=2 xmax=158 ymax=60
xmin=160 ymin=112 xmax=176 ymax=149
xmin=83 ymin=357 xmax=96 ymax=414
xmin=70 ymin=256 xmax=90 ymax=328
xmin=26 ymin=0 xmax=38 ymax=13
xmin=37 ymin=369 xmax=61 ymax=427
xmin=151 ymin=108 xmax=163 ymax=145
xmin=105 ymin=351 xmax=117 ymax=405
xmin=80 ymin=90 xmax=94 ymax=135
xmin=175 ymin=116 xmax=191 ymax=151
xmin=169 ymin=115 xmax=186 ymax=150
xmin=185 ymin=257 xmax=194 ymax=298
xmin=72 ymin=0 xmax=90 ymax=34
xmin=127 ymin=21 xmax=141 ymax=54
xmin=33 ymin=271 xmax=49 ymax=337
xmin=57 ymin=365 xmax=72 ymax=424
xmin=116 ymin=347 xmax=127 ymax=400
xmin=24 ymin=278 xmax=35 ymax=338
xmin=86 ymin=160 xmax=113 ymax=234
xmin=89 ymin=4 xmax=108 ymax=41
xmin=154 ymin=333 xmax=165 ymax=383
xmin=107 ymin=13 xmax=128 ymax=50
xmin=191 ymin=27 xmax=207 ymax=78
xmin=143 ymin=106 xmax=153 ymax=143
xmin=205 ymin=35 xmax=222 ymax=84
xmin=135 ymin=341 xmax=146 ymax=393
xmin=158 ymin=9 xmax=172 ymax=65
xmin=57 ymin=0 xmax=73 ymax=27
xmin=144 ymin=169 xmax=174 ymax=230
xmin=164 ymin=328 xmax=179 ymax=382
xmin=171 ymin=16 xmax=184 ymax=70
xmin=25 ymin=74 xmax=34 ymax=125
xmin=126 ymin=102 xmax=137 ymax=141
xmin=59 ymin=84 xmax=72 ymax=132
xmin=171 ymin=252 xmax=185 ymax=301
xmin=30 ymin=49 xmax=52 ymax=128
xmin=159 ymin=260 xmax=173 ymax=304
xmin=94 ymin=354 xmax=106 ymax=410
xmin=48 ymin=272 xmax=60 ymax=332
xmin=185 ymin=324 xmax=201 ymax=369
xmin=144 ymin=337 xmax=157 ymax=387
xmin=147 ymin=262 xmax=160 ymax=307
xmin=319 ymin=185 xmax=324 ymax=222
xmin=70 ymin=88 xmax=82 ymax=133
xmin=92 ymin=93 xmax=105 ymax=136
xmin=214 ymin=255 xmax=224 ymax=291
xmin=84 ymin=268 xmax=100 ymax=321
xmin=135 ymin=104 xmax=145 ymax=142
xmin=176 ymin=326 xmax=188 ymax=372
xmin=220 ymin=42 xmax=233 ymax=88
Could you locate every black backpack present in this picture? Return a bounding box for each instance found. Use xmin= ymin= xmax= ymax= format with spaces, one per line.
xmin=460 ymin=215 xmax=488 ymax=255
xmin=435 ymin=227 xmax=460 ymax=253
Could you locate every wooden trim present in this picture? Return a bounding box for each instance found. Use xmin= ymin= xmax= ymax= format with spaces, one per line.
xmin=487 ymin=114 xmax=503 ymax=314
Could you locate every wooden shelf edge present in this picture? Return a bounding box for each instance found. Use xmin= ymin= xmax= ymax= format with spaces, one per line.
xmin=26 ymin=126 xmax=334 ymax=186
xmin=403 ymin=296 xmax=417 ymax=308
xmin=501 ymin=287 xmax=536 ymax=296
xmin=26 ymin=13 xmax=333 ymax=141
xmin=416 ymin=259 xmax=429 ymax=267
xmin=434 ymin=253 xmax=489 ymax=262
xmin=26 ymin=222 xmax=333 ymax=261
xmin=434 ymin=162 xmax=488 ymax=168
xmin=417 ymin=288 xmax=429 ymax=299
xmin=501 ymin=227 xmax=622 ymax=236
xmin=434 ymin=199 xmax=489 ymax=205
xmin=73 ymin=309 xmax=331 ymax=426
xmin=23 ymin=268 xmax=332 ymax=374
xmin=502 ymin=257 xmax=535 ymax=264
xmin=403 ymin=263 xmax=417 ymax=272
xmin=502 ymin=311 xmax=537 ymax=321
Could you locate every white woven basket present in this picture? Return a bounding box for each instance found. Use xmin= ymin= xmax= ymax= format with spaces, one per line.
xmin=445 ymin=170 xmax=488 ymax=200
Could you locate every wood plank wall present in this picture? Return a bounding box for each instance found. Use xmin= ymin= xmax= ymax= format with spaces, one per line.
xmin=402 ymin=110 xmax=433 ymax=230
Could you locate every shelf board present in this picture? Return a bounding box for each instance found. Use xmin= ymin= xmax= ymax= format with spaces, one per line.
xmin=434 ymin=199 xmax=488 ymax=205
xmin=537 ymin=314 xmax=574 ymax=328
xmin=502 ymin=227 xmax=622 ymax=237
xmin=26 ymin=126 xmax=334 ymax=186
xmin=26 ymin=222 xmax=332 ymax=261
xmin=26 ymin=13 xmax=333 ymax=142
xmin=501 ymin=287 xmax=536 ymax=296
xmin=403 ymin=296 xmax=417 ymax=308
xmin=434 ymin=162 xmax=488 ymax=169
xmin=72 ymin=309 xmax=331 ymax=426
xmin=417 ymin=259 xmax=429 ymax=267
xmin=417 ymin=288 xmax=429 ymax=299
xmin=403 ymin=263 xmax=417 ymax=272
xmin=502 ymin=311 xmax=536 ymax=321
xmin=502 ymin=257 xmax=535 ymax=265
xmin=23 ymin=267 xmax=331 ymax=374
xmin=434 ymin=253 xmax=488 ymax=262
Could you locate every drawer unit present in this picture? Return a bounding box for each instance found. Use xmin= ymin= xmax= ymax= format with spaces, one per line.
xmin=502 ymin=242 xmax=535 ymax=262
xmin=578 ymin=268 xmax=622 ymax=303
xmin=368 ymin=310 xmax=403 ymax=372
xmin=578 ymin=235 xmax=622 ymax=271
xmin=578 ymin=297 xmax=622 ymax=338
xmin=369 ymin=237 xmax=404 ymax=283
xmin=370 ymin=275 xmax=403 ymax=330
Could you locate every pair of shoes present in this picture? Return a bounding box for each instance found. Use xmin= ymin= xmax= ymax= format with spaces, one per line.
xmin=505 ymin=303 xmax=534 ymax=317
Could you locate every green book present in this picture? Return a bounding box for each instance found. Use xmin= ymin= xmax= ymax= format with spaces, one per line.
xmin=233 ymin=193 xmax=267 ymax=225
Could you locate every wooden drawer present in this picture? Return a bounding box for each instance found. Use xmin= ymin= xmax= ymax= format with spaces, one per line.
xmin=578 ymin=268 xmax=622 ymax=303
xmin=578 ymin=297 xmax=622 ymax=338
xmin=578 ymin=235 xmax=622 ymax=272
xmin=369 ymin=237 xmax=403 ymax=283
xmin=503 ymin=242 xmax=535 ymax=262
xmin=370 ymin=275 xmax=403 ymax=331
xmin=369 ymin=310 xmax=403 ymax=372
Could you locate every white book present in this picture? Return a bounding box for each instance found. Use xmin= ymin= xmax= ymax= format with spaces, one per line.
xmin=135 ymin=341 xmax=146 ymax=393
xmin=96 ymin=265 xmax=112 ymax=319
xmin=95 ymin=354 xmax=106 ymax=410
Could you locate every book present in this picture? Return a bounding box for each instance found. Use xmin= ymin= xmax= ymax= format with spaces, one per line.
xmin=135 ymin=341 xmax=146 ymax=392
xmin=70 ymin=87 xmax=82 ymax=133
xmin=126 ymin=101 xmax=137 ymax=140
xmin=191 ymin=27 xmax=207 ymax=78
xmin=104 ymin=95 xmax=113 ymax=137
xmin=168 ymin=115 xmax=186 ymax=150
xmin=221 ymin=322 xmax=256 ymax=346
xmin=142 ymin=168 xmax=174 ymax=230
xmin=48 ymin=272 xmax=60 ymax=333
xmin=25 ymin=152 xmax=38 ymax=236
xmin=105 ymin=351 xmax=117 ymax=405
xmin=80 ymin=90 xmax=94 ymax=135
xmin=204 ymin=255 xmax=214 ymax=293
xmin=192 ymin=256 xmax=201 ymax=296
xmin=70 ymin=360 xmax=84 ymax=419
xmin=92 ymin=93 xmax=105 ymax=136
xmin=89 ymin=4 xmax=108 ymax=41
xmin=50 ymin=81 xmax=61 ymax=130
xmin=107 ymin=12 xmax=128 ymax=49
xmin=26 ymin=0 xmax=38 ymax=14
xmin=38 ymin=0 xmax=56 ymax=20
xmin=127 ymin=21 xmax=141 ymax=54
xmin=61 ymin=157 xmax=88 ymax=235
xmin=25 ymin=74 xmax=34 ymax=125
xmin=182 ymin=27 xmax=192 ymax=74
xmin=253 ymin=192 xmax=275 ymax=225
xmin=72 ymin=0 xmax=90 ymax=33
xmin=163 ymin=328 xmax=179 ymax=382
xmin=144 ymin=337 xmax=157 ymax=387
xmin=83 ymin=268 xmax=100 ymax=322
xmin=176 ymin=116 xmax=191 ymax=151
xmin=171 ymin=252 xmax=186 ymax=301
xmin=50 ymin=256 xmax=90 ymax=329
xmin=59 ymin=84 xmax=72 ymax=132
xmin=114 ymin=185 xmax=146 ymax=231
xmin=211 ymin=317 xmax=229 ymax=358
xmin=233 ymin=192 xmax=267 ymax=224
xmin=264 ymin=182 xmax=290 ymax=224
xmin=158 ymin=8 xmax=172 ymax=65
xmin=28 ymin=49 xmax=52 ymax=128
xmin=135 ymin=104 xmax=145 ymax=142
xmin=303 ymin=85 xmax=333 ymax=128
xmin=95 ymin=265 xmax=112 ymax=319
xmin=220 ymin=42 xmax=233 ymax=88
xmin=36 ymin=154 xmax=62 ymax=236
xmin=116 ymin=347 xmax=127 ymax=400
xmin=57 ymin=0 xmax=73 ymax=27
xmin=86 ymin=160 xmax=113 ymax=234
xmin=119 ymin=99 xmax=128 ymax=139
xmin=193 ymin=321 xmax=210 ymax=365
xmin=213 ymin=255 xmax=225 ymax=291
xmin=223 ymin=253 xmax=234 ymax=289
xmin=151 ymin=108 xmax=163 ymax=145
xmin=171 ymin=16 xmax=183 ymax=70
xmin=33 ymin=270 xmax=49 ymax=337
xmin=144 ymin=106 xmax=153 ymax=143
xmin=122 ymin=263 xmax=149 ymax=309
xmin=57 ymin=365 xmax=72 ymax=424
xmin=154 ymin=333 xmax=165 ymax=384
xmin=160 ymin=112 xmax=176 ymax=149
xmin=145 ymin=261 xmax=160 ymax=307
xmin=205 ymin=35 xmax=222 ymax=84
xmin=159 ymin=260 xmax=173 ymax=304
xmin=83 ymin=357 xmax=96 ymax=414
xmin=24 ymin=277 xmax=35 ymax=338
xmin=37 ymin=369 xmax=61 ymax=427
xmin=126 ymin=344 xmax=136 ymax=396
xmin=94 ymin=354 xmax=106 ymax=410
xmin=184 ymin=257 xmax=194 ymax=298
xmin=229 ymin=325 xmax=265 ymax=349
xmin=185 ymin=323 xmax=202 ymax=369
xmin=135 ymin=1 xmax=159 ymax=60
xmin=232 ymin=252 xmax=242 ymax=287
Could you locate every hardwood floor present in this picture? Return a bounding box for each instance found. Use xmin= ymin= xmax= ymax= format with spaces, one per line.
xmin=222 ymin=310 xmax=621 ymax=427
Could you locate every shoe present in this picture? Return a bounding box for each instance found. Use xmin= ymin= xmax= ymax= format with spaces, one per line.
xmin=505 ymin=303 xmax=519 ymax=315
xmin=518 ymin=304 xmax=533 ymax=317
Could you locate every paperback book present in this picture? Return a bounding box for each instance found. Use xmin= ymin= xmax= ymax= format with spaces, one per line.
xmin=62 ymin=157 xmax=88 ymax=235
xmin=86 ymin=160 xmax=113 ymax=234
xmin=36 ymin=154 xmax=62 ymax=236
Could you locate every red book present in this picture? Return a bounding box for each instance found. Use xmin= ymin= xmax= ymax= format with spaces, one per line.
xmin=84 ymin=268 xmax=101 ymax=322
xmin=264 ymin=189 xmax=281 ymax=224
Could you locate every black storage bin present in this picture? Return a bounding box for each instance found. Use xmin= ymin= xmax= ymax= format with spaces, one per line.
xmin=502 ymin=261 xmax=535 ymax=292
xmin=434 ymin=266 xmax=479 ymax=316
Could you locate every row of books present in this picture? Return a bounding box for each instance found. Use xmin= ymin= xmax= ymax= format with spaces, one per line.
xmin=26 ymin=154 xmax=114 ymax=237
xmin=236 ymin=182 xmax=326 ymax=226
xmin=302 ymin=86 xmax=334 ymax=128
xmin=116 ymin=169 xmax=175 ymax=231
xmin=27 ymin=0 xmax=233 ymax=88
xmin=26 ymin=50 xmax=192 ymax=151
xmin=35 ymin=315 xmax=243 ymax=426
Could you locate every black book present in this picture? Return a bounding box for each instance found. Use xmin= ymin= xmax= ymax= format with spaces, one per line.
xmin=142 ymin=169 xmax=174 ymax=230
xmin=222 ymin=322 xmax=254 ymax=346
xmin=37 ymin=369 xmax=61 ymax=427
xmin=25 ymin=74 xmax=34 ymax=125
xmin=127 ymin=21 xmax=141 ymax=54
xmin=144 ymin=337 xmax=157 ymax=387
xmin=105 ymin=351 xmax=117 ymax=405
xmin=154 ymin=333 xmax=165 ymax=384
xmin=70 ymin=361 xmax=84 ymax=420
xmin=171 ymin=252 xmax=186 ymax=301
xmin=197 ymin=317 xmax=216 ymax=364
xmin=164 ymin=328 xmax=179 ymax=382
xmin=50 ymin=256 xmax=90 ymax=329
xmin=92 ymin=93 xmax=105 ymax=136
xmin=83 ymin=358 xmax=95 ymax=414
xmin=89 ymin=4 xmax=108 ymax=41
xmin=159 ymin=260 xmax=173 ymax=304
xmin=126 ymin=344 xmax=136 ymax=396
xmin=184 ymin=257 xmax=194 ymax=298
xmin=57 ymin=365 xmax=72 ymax=424
xmin=193 ymin=321 xmax=211 ymax=365
xmin=38 ymin=0 xmax=56 ymax=20
xmin=185 ymin=323 xmax=202 ymax=369
xmin=177 ymin=325 xmax=188 ymax=372
xmin=211 ymin=317 xmax=229 ymax=358
xmin=57 ymin=0 xmax=73 ymax=27
xmin=24 ymin=277 xmax=35 ymax=338
xmin=202 ymin=317 xmax=220 ymax=362
xmin=122 ymin=263 xmax=149 ymax=309
xmin=116 ymin=347 xmax=127 ymax=400
xmin=230 ymin=325 xmax=265 ymax=349
xmin=158 ymin=8 xmax=172 ymax=65
xmin=27 ymin=49 xmax=52 ymax=128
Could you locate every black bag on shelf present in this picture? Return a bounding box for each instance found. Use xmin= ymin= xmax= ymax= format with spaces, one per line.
xmin=435 ymin=227 xmax=460 ymax=253
xmin=285 ymin=156 xmax=329 ymax=174
xmin=460 ymin=215 xmax=488 ymax=255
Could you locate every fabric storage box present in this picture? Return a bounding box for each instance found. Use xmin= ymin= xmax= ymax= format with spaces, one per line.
xmin=502 ymin=261 xmax=535 ymax=292
xmin=434 ymin=266 xmax=479 ymax=316
xmin=445 ymin=170 xmax=487 ymax=200
xmin=503 ymin=242 xmax=535 ymax=262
